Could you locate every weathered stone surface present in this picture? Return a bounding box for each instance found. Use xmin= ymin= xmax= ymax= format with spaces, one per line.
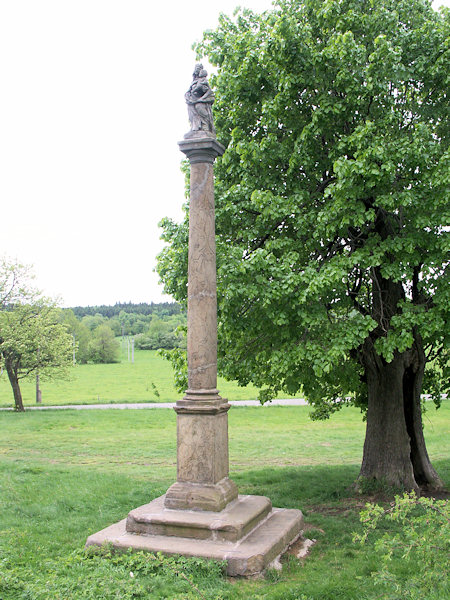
xmin=184 ymin=64 xmax=216 ymax=138
xmin=178 ymin=137 xmax=225 ymax=165
xmin=179 ymin=139 xmax=224 ymax=393
xmin=127 ymin=494 xmax=271 ymax=542
xmin=185 ymin=157 xmax=219 ymax=391
xmin=167 ymin=136 xmax=236 ymax=513
xmin=177 ymin=411 xmax=229 ymax=483
xmin=85 ymin=108 xmax=305 ymax=578
xmin=164 ymin=476 xmax=238 ymax=512
xmin=86 ymin=502 xmax=304 ymax=577
xmin=174 ymin=388 xmax=229 ymax=413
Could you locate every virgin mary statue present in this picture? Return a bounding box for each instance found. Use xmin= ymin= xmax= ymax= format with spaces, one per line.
xmin=185 ymin=63 xmax=216 ymax=137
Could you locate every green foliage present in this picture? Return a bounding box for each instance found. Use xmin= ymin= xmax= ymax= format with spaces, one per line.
xmin=0 ymin=256 xmax=37 ymax=307
xmin=423 ymin=347 xmax=449 ymax=409
xmin=0 ymin=257 xmax=74 ymax=409
xmin=59 ymin=308 xmax=91 ymax=364
xmin=134 ymin=316 xmax=186 ymax=350
xmin=0 ymin=300 xmax=73 ymax=409
xmin=59 ymin=306 xmax=187 ymax=358
xmin=354 ymin=492 xmax=450 ymax=599
xmin=115 ymin=310 xmax=149 ymax=336
xmin=0 ymin=302 xmax=73 ymax=381
xmin=71 ymin=302 xmax=182 ymax=319
xmin=157 ymin=0 xmax=449 ymax=411
xmin=87 ymin=324 xmax=120 ymax=364
xmin=150 ymin=381 xmax=160 ymax=398
xmin=81 ymin=313 xmax=106 ymax=332
xmin=158 ymin=347 xmax=188 ymax=393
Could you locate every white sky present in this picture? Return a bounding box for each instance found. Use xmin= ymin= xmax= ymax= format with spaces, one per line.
xmin=0 ymin=0 xmax=447 ymax=307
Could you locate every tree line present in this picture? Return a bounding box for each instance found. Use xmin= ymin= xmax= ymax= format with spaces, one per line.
xmin=70 ymin=302 xmax=182 ymax=319
xmin=60 ymin=305 xmax=186 ymax=364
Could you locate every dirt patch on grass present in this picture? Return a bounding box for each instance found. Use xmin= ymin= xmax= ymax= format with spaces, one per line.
xmin=420 ymin=489 xmax=449 ymax=500
xmin=305 ymin=499 xmax=369 ymax=516
xmin=305 ymin=487 xmax=449 ymax=516
xmin=286 ymin=536 xmax=317 ymax=559
xmin=308 ymin=505 xmax=357 ymax=516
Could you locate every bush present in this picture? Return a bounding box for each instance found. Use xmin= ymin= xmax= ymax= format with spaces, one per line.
xmin=87 ymin=324 xmax=120 ymax=363
xmin=354 ymin=492 xmax=449 ymax=600
xmin=134 ymin=331 xmax=182 ymax=351
xmin=133 ymin=332 xmax=172 ymax=350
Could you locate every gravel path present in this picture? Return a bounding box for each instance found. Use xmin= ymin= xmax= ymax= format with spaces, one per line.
xmin=0 ymin=398 xmax=307 ymax=411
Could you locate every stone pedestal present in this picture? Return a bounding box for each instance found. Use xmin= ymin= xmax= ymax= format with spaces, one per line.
xmin=85 ymin=135 xmax=304 ymax=576
xmin=164 ymin=137 xmax=238 ymax=513
xmin=164 ymin=402 xmax=238 ymax=512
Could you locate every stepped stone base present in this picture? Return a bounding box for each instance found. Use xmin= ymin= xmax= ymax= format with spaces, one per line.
xmin=86 ymin=494 xmax=304 ymax=577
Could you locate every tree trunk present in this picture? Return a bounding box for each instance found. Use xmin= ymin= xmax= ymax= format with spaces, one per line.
xmin=6 ymin=362 xmax=25 ymax=412
xmin=403 ymin=336 xmax=443 ymax=490
xmin=359 ymin=339 xmax=444 ymax=492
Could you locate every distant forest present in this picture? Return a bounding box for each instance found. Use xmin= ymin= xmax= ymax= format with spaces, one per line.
xmin=70 ymin=302 xmax=183 ymax=319
xmin=62 ymin=302 xmax=186 ymax=363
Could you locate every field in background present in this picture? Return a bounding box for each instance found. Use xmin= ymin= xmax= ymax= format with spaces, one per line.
xmin=2 ymin=403 xmax=449 ymax=475
xmin=1 ymin=403 xmax=448 ymax=599
xmin=0 ymin=348 xmax=292 ymax=408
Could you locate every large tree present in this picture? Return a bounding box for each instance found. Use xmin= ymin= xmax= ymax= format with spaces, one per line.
xmin=158 ymin=0 xmax=449 ymax=492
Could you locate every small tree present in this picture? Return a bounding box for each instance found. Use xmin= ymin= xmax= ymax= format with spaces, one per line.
xmin=0 ymin=301 xmax=73 ymax=411
xmin=87 ymin=324 xmax=120 ymax=363
xmin=59 ymin=308 xmax=92 ymax=364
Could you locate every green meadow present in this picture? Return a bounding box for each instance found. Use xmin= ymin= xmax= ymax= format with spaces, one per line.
xmin=1 ymin=403 xmax=449 ymax=599
xmin=0 ymin=349 xmax=276 ymax=408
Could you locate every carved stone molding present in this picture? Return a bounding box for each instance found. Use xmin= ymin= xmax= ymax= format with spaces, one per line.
xmin=178 ymin=137 xmax=225 ymax=164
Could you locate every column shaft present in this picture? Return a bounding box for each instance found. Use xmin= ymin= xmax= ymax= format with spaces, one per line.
xmin=164 ymin=136 xmax=238 ymax=511
xmin=187 ymin=161 xmax=217 ymax=392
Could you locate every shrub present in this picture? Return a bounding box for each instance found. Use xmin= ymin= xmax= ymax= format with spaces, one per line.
xmin=354 ymin=492 xmax=449 ymax=600
xmin=87 ymin=324 xmax=120 ymax=363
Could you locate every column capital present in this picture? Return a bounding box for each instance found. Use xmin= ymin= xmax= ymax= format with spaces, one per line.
xmin=178 ymin=136 xmax=225 ymax=164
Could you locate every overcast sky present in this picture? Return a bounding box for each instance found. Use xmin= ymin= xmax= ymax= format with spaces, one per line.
xmin=1 ymin=1 xmax=447 ymax=307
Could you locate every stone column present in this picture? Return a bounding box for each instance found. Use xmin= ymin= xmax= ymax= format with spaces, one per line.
xmin=164 ymin=137 xmax=238 ymax=511
xmin=85 ymin=68 xmax=304 ymax=576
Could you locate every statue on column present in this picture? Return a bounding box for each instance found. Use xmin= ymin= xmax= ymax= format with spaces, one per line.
xmin=185 ymin=63 xmax=216 ymax=138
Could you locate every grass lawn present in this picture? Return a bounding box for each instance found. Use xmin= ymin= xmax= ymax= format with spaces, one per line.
xmin=0 ymin=402 xmax=448 ymax=599
xmin=0 ymin=348 xmax=287 ymax=408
